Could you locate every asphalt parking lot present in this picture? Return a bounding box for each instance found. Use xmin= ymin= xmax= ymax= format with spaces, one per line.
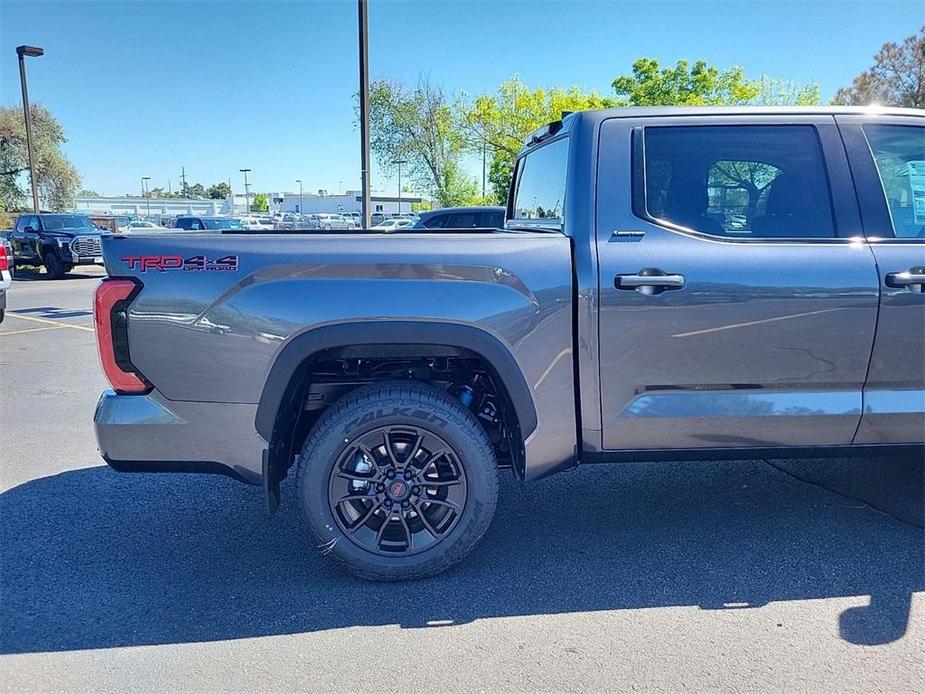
xmin=1 ymin=266 xmax=923 ymax=693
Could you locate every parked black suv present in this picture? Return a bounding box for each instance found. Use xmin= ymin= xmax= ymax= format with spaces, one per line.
xmin=8 ymin=214 xmax=110 ymax=279
xmin=410 ymin=206 xmax=505 ymax=230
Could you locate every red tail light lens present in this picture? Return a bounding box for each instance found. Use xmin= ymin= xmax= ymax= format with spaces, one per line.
xmin=0 ymin=243 xmax=9 ymax=272
xmin=94 ymin=278 xmax=149 ymax=393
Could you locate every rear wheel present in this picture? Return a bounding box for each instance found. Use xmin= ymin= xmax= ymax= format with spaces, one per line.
xmin=296 ymin=381 xmax=498 ymax=580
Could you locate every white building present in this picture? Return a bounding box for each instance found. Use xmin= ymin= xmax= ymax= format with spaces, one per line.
xmin=75 ymin=196 xmax=226 ymax=217
xmin=276 ymin=190 xmax=422 ymax=216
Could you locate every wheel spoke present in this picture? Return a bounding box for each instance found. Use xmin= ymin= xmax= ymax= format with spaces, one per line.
xmin=336 ymin=470 xmax=376 ymax=482
xmin=413 ymin=501 xmax=440 ymax=538
xmin=396 ymin=510 xmax=414 ymax=550
xmin=335 ymin=490 xmax=374 ymax=503
xmin=421 ymin=497 xmax=460 ymax=513
xmin=374 ymin=513 xmax=394 ymax=547
xmin=349 ymin=501 xmax=383 ymax=532
xmin=419 ymin=478 xmax=461 ymax=488
xmin=382 ymin=431 xmax=402 ymax=467
xmin=357 ymin=442 xmax=386 ymax=476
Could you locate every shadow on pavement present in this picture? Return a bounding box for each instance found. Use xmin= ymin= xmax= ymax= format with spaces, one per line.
xmin=11 ymin=267 xmax=104 ymax=282
xmin=1 ymin=456 xmax=922 ymax=654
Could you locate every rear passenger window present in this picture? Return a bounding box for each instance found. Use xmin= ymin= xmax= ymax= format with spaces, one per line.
xmin=640 ymin=125 xmax=836 ymax=238
xmin=511 ymin=137 xmax=569 ymax=230
xmin=863 ymin=124 xmax=925 ymax=238
xmin=448 ymin=213 xmax=479 ymax=228
xmin=422 ymin=214 xmax=449 ymax=229
xmin=484 ymin=212 xmax=504 ymax=228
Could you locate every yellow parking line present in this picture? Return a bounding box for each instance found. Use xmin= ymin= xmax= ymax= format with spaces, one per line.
xmin=0 ymin=325 xmax=68 ymax=336
xmin=4 ymin=313 xmax=95 ymax=332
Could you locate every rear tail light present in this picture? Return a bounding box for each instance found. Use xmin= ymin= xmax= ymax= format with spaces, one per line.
xmin=0 ymin=242 xmax=9 ymax=271
xmin=94 ymin=278 xmax=149 ymax=393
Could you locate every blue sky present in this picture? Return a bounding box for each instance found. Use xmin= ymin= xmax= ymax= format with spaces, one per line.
xmin=1 ymin=0 xmax=921 ymax=197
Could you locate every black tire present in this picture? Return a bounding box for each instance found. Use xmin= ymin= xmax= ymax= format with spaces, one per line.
xmin=296 ymin=381 xmax=498 ymax=580
xmin=43 ymin=251 xmax=68 ymax=279
xmin=0 ymin=308 xmax=4 ymax=324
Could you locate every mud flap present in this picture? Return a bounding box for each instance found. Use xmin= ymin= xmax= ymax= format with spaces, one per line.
xmin=262 ymin=450 xmax=280 ymax=516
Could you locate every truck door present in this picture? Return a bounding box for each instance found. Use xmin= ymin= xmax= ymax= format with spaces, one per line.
xmin=10 ymin=214 xmax=40 ymax=264
xmin=596 ymin=115 xmax=881 ymax=451
xmin=837 ymin=114 xmax=925 ymax=443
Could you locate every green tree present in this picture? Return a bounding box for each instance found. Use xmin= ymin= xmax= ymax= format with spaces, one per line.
xmin=0 ymin=104 xmax=80 ymax=211
xmin=463 ymin=77 xmax=615 ymax=202
xmin=250 ymin=193 xmax=269 ymax=212
xmin=611 ymin=58 xmax=760 ymax=106
xmin=834 ymin=26 xmax=924 ymax=107
xmin=77 ymin=188 xmax=99 ymax=197
xmin=186 ymin=182 xmax=206 ymax=198
xmin=754 ymin=76 xmax=821 ymax=106
xmin=369 ymin=76 xmax=477 ymax=207
xmin=207 ymin=181 xmax=231 ymax=199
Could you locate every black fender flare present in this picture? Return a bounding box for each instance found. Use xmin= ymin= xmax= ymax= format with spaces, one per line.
xmin=255 ymin=320 xmax=538 ymax=444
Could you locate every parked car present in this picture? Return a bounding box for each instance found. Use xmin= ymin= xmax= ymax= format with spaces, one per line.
xmin=8 ymin=213 xmax=110 ymax=278
xmin=410 ymin=206 xmax=505 ymax=230
xmin=239 ymin=216 xmax=275 ymax=231
xmin=93 ymin=106 xmax=924 ymax=581
xmin=275 ymin=213 xmax=309 ymax=230
xmin=310 ymin=213 xmax=356 ymax=230
xmin=0 ymin=236 xmax=11 ymax=322
xmin=371 ymin=218 xmax=413 ymax=232
xmin=120 ymin=220 xmax=167 ymax=233
xmin=173 ymin=216 xmax=245 ymax=231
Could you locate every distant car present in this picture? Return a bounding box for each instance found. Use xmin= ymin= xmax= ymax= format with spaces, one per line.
xmin=0 ymin=236 xmax=11 ymax=323
xmin=120 ymin=220 xmax=167 ymax=233
xmin=275 ymin=213 xmax=310 ymax=230
xmin=372 ymin=218 xmax=413 ymax=232
xmin=310 ymin=213 xmax=356 ymax=231
xmin=410 ymin=206 xmax=505 ymax=230
xmin=174 ymin=216 xmax=245 ymax=231
xmin=238 ymin=216 xmax=275 ymax=231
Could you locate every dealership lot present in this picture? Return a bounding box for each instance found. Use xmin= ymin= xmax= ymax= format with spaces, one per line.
xmin=1 ymin=268 xmax=922 ymax=692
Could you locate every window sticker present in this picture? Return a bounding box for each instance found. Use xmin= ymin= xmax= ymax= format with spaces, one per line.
xmin=907 ymin=161 xmax=925 ymax=225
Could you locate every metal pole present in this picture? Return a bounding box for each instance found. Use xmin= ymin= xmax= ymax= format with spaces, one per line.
xmin=17 ymin=49 xmax=41 ymax=212
xmin=180 ymin=166 xmax=187 ymax=196
xmin=240 ymin=169 xmax=251 ymax=214
xmin=397 ymin=162 xmax=401 ymax=215
xmin=297 ymin=179 xmax=303 ymax=214
xmin=142 ymin=177 xmax=151 ymax=218
xmin=481 ymin=140 xmax=486 ymax=198
xmin=358 ymin=0 xmax=371 ymax=228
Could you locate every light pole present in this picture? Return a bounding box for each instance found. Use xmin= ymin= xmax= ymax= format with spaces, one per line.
xmin=391 ymin=159 xmax=407 ymax=216
xmin=296 ymin=179 xmax=303 ymax=214
xmin=141 ymin=176 xmax=151 ymax=218
xmin=240 ymin=168 xmax=251 ymax=214
xmin=16 ymin=45 xmax=44 ymax=213
xmin=358 ymin=0 xmax=371 ymax=228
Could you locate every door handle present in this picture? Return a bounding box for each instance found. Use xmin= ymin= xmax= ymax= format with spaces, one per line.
xmin=615 ymin=268 xmax=685 ymax=295
xmin=885 ymin=266 xmax=925 ymax=293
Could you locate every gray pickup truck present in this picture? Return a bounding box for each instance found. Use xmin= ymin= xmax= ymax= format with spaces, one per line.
xmin=93 ymin=106 xmax=925 ymax=580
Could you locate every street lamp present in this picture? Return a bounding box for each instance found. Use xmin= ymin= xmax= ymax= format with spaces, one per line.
xmin=141 ymin=177 xmax=151 ymax=218
xmin=240 ymin=168 xmax=251 ymax=214
xmin=296 ymin=179 xmax=303 ymax=215
xmin=358 ymin=0 xmax=371 ymax=228
xmin=391 ymin=159 xmax=407 ymax=216
xmin=16 ymin=45 xmax=44 ymax=213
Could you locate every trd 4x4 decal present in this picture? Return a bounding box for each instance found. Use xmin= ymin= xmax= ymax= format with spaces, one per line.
xmin=122 ymin=255 xmax=239 ymax=272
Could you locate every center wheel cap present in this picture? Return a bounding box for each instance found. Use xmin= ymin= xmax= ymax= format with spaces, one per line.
xmin=386 ymin=479 xmax=411 ymax=502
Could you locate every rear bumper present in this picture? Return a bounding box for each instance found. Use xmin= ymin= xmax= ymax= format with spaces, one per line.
xmin=93 ymin=389 xmax=267 ymax=485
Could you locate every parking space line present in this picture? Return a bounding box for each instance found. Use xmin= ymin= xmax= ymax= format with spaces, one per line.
xmin=5 ymin=313 xmax=95 ymax=332
xmin=0 ymin=325 xmax=69 ymax=336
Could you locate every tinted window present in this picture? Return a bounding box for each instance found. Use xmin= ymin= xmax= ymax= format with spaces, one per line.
xmin=202 ymin=218 xmax=242 ymax=230
xmin=512 ymin=137 xmax=569 ymax=229
xmin=17 ymin=215 xmax=37 ymax=232
xmin=41 ymin=215 xmax=97 ymax=231
xmin=422 ymin=213 xmax=449 ymax=229
xmin=641 ymin=125 xmax=835 ymax=238
xmin=483 ymin=211 xmax=504 ymax=228
xmin=448 ymin=212 xmax=479 ymax=228
xmin=863 ymin=124 xmax=925 ymax=239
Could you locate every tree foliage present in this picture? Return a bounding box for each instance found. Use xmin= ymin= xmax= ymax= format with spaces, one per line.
xmin=250 ymin=192 xmax=269 ymax=212
xmin=611 ymin=58 xmax=759 ymax=106
xmin=463 ymin=77 xmax=615 ymax=202
xmin=369 ymin=76 xmax=477 ymax=207
xmin=0 ymin=104 xmax=80 ymax=211
xmin=834 ymin=26 xmax=924 ymax=107
xmin=207 ymin=181 xmax=231 ymax=199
